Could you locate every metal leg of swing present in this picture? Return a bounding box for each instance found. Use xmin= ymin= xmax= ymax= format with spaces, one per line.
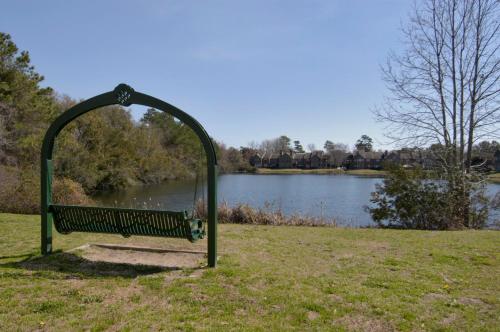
xmin=207 ymin=165 xmax=217 ymax=267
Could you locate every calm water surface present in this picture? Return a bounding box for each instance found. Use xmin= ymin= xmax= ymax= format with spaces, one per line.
xmin=94 ymin=174 xmax=500 ymax=227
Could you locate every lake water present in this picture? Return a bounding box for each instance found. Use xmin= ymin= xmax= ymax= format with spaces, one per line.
xmin=94 ymin=174 xmax=500 ymax=227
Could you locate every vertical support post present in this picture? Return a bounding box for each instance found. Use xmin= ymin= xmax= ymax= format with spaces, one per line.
xmin=41 ymin=159 xmax=53 ymax=255
xmin=207 ymin=164 xmax=218 ymax=267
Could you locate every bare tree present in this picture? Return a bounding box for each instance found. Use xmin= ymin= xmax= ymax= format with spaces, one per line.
xmin=376 ymin=0 xmax=499 ymax=170
xmin=307 ymin=143 xmax=316 ymax=152
xmin=333 ymin=142 xmax=349 ymax=152
xmin=259 ymin=137 xmax=282 ymax=155
xmin=247 ymin=140 xmax=260 ymax=151
xmin=375 ymin=0 xmax=499 ymax=227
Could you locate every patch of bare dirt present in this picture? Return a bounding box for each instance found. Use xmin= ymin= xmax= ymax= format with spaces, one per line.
xmin=441 ymin=313 xmax=458 ymax=325
xmin=65 ymin=278 xmax=86 ymax=289
xmin=307 ymin=311 xmax=320 ymax=321
xmin=164 ymin=270 xmax=185 ymax=284
xmin=457 ymin=297 xmax=486 ymax=306
xmin=328 ymin=294 xmax=344 ymax=302
xmin=81 ymin=244 xmax=206 ymax=269
xmin=336 ymin=315 xmax=395 ymax=332
xmin=103 ymin=280 xmax=143 ymax=305
xmin=422 ymin=292 xmax=449 ymax=303
xmin=361 ymin=241 xmax=391 ymax=252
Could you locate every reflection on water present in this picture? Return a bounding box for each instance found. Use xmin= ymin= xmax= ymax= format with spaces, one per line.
xmin=93 ymin=179 xmax=200 ymax=211
xmin=93 ymin=174 xmax=500 ymax=227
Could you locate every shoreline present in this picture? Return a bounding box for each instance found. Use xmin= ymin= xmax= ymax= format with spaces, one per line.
xmin=253 ymin=168 xmax=386 ymax=176
xmin=251 ymin=168 xmax=500 ymax=183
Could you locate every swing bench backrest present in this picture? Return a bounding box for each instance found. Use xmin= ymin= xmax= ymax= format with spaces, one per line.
xmin=51 ymin=205 xmax=205 ymax=242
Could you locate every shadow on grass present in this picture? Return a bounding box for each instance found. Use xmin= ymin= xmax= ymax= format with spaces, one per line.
xmin=0 ymin=253 xmax=37 ymax=260
xmin=0 ymin=251 xmax=178 ymax=278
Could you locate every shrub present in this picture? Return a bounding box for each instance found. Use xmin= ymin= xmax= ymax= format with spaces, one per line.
xmin=0 ymin=166 xmax=39 ymax=214
xmin=0 ymin=166 xmax=92 ymax=214
xmin=368 ymin=166 xmax=489 ymax=229
xmin=52 ymin=177 xmax=93 ymax=206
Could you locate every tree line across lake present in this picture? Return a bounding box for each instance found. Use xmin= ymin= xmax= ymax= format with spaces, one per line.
xmin=234 ymin=135 xmax=500 ymax=172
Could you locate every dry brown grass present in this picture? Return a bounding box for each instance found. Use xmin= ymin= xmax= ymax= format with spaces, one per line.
xmin=195 ymin=200 xmax=337 ymax=227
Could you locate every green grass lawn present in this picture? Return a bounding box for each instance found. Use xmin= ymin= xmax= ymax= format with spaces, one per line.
xmin=0 ymin=213 xmax=498 ymax=331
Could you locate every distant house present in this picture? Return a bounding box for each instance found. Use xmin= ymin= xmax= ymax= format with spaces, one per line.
xmin=367 ymin=151 xmax=384 ymax=169
xmin=268 ymin=154 xmax=279 ymax=168
xmin=249 ymin=147 xmax=438 ymax=171
xmin=384 ymin=151 xmax=399 ymax=166
xmin=326 ymin=151 xmax=349 ymax=168
xmin=345 ymin=151 xmax=384 ymax=169
xmin=398 ymin=149 xmax=420 ymax=167
xmin=384 ymin=149 xmax=427 ymax=168
xmin=495 ymin=150 xmax=500 ymax=172
xmin=249 ymin=154 xmax=263 ymax=168
xmin=342 ymin=154 xmax=355 ymax=169
xmin=278 ymin=151 xmax=293 ymax=169
xmin=261 ymin=153 xmax=270 ymax=168
xmin=293 ymin=153 xmax=308 ymax=168
xmin=310 ymin=151 xmax=323 ymax=169
xmin=321 ymin=154 xmax=330 ymax=168
xmin=352 ymin=153 xmax=366 ymax=169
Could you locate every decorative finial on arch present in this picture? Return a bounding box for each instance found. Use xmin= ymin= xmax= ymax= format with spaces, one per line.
xmin=114 ymin=83 xmax=135 ymax=106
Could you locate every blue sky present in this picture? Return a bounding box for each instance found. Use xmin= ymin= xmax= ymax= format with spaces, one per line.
xmin=1 ymin=0 xmax=412 ymax=150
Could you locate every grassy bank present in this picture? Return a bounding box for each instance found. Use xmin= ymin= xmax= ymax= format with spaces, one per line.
xmin=255 ymin=168 xmax=386 ymax=176
xmin=1 ymin=213 xmax=499 ymax=331
xmin=488 ymin=172 xmax=500 ymax=184
xmin=255 ymin=168 xmax=500 ymax=184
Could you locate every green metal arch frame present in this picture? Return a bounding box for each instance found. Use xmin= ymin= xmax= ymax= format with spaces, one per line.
xmin=41 ymin=84 xmax=218 ymax=267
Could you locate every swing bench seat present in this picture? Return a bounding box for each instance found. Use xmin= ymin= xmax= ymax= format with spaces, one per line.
xmin=50 ymin=205 xmax=205 ymax=242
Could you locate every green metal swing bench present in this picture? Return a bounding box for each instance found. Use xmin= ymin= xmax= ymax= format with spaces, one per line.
xmin=41 ymin=84 xmax=218 ymax=267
